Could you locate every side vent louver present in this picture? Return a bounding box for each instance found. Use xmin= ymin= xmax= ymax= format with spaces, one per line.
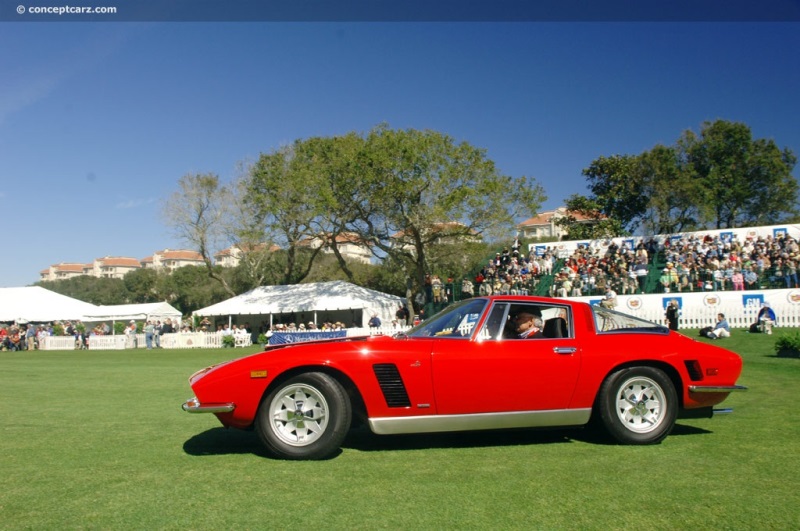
xmin=684 ymin=360 xmax=704 ymax=382
xmin=372 ymin=363 xmax=411 ymax=408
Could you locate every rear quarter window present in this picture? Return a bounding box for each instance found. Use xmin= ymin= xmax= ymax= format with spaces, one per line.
xmin=592 ymin=305 xmax=669 ymax=335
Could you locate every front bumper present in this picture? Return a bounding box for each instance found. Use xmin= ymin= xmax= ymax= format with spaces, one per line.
xmin=688 ymin=385 xmax=748 ymax=393
xmin=182 ymin=397 xmax=235 ymax=413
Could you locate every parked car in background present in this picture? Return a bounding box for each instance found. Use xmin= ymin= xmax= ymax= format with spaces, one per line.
xmin=182 ymin=296 xmax=746 ymax=460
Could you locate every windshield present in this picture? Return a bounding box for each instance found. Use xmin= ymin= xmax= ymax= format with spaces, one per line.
xmin=406 ymin=299 xmax=488 ymax=338
xmin=592 ymin=305 xmax=669 ymax=334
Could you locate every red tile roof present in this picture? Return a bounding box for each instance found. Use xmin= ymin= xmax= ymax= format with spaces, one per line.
xmin=97 ymin=257 xmax=142 ymax=268
xmin=54 ymin=263 xmax=86 ymax=273
xmin=518 ymin=209 xmax=599 ymax=227
xmin=156 ymin=249 xmax=204 ymax=261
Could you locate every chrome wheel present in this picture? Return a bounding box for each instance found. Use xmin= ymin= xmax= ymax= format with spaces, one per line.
xmin=256 ymin=372 xmax=352 ymax=460
xmin=597 ymin=366 xmax=677 ymax=445
xmin=269 ymin=383 xmax=330 ymax=447
xmin=614 ymin=376 xmax=667 ymax=434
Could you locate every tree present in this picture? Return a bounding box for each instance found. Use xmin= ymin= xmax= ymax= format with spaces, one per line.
xmin=161 ymin=173 xmax=237 ymax=297
xmin=343 ymin=125 xmax=546 ymax=307
xmin=158 ymin=265 xmax=229 ymax=315
xmin=682 ymin=120 xmax=798 ymax=228
xmin=637 ymin=144 xmax=703 ymax=234
xmin=37 ymin=276 xmax=129 ymax=305
xmin=558 ymin=195 xmax=627 ymax=239
xmin=244 ymin=143 xmax=329 ymax=285
xmin=122 ymin=268 xmax=163 ymax=303
xmin=578 ymin=154 xmax=647 ymax=233
xmin=564 ymin=120 xmax=798 ymax=235
xmin=236 ymin=126 xmax=545 ymax=306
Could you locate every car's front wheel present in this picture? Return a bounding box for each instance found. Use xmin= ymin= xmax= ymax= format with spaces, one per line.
xmin=255 ymin=372 xmax=351 ymax=460
xmin=597 ymin=366 xmax=677 ymax=444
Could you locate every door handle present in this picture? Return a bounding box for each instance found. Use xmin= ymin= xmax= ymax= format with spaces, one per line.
xmin=553 ymin=347 xmax=576 ymax=355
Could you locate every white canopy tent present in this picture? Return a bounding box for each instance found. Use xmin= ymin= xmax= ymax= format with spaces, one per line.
xmin=0 ymin=286 xmax=100 ymax=323
xmin=84 ymin=302 xmax=183 ymax=324
xmin=193 ymin=281 xmax=406 ymax=328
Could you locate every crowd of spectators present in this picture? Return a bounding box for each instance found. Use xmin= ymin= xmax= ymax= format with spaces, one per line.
xmin=543 ymin=232 xmax=800 ymax=297
xmin=470 ymin=238 xmax=555 ymax=298
xmin=423 ymin=230 xmax=800 ymax=307
xmin=657 ymin=232 xmax=800 ymax=292
xmin=548 ymin=239 xmax=655 ymax=297
xmin=0 ymin=320 xmax=87 ymax=351
xmin=0 ymin=323 xmax=39 ymax=351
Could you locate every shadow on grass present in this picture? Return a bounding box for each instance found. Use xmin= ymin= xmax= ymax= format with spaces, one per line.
xmin=183 ymin=427 xmax=269 ymax=457
xmin=342 ymin=425 xmax=580 ymax=453
xmin=670 ymin=423 xmax=714 ymax=436
xmin=183 ymin=423 xmax=714 ymax=458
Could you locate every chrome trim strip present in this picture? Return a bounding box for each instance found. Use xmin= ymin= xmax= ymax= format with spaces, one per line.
xmin=182 ymin=397 xmax=235 ymax=413
xmin=368 ymin=408 xmax=592 ymax=435
xmin=689 ymin=385 xmax=748 ymax=393
xmin=713 ymin=408 xmax=734 ymax=415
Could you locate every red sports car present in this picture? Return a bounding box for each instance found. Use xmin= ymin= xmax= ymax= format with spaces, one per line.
xmin=182 ymin=296 xmax=746 ymax=459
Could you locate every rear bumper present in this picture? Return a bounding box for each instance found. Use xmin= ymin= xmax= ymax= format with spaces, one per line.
xmin=182 ymin=397 xmax=235 ymax=413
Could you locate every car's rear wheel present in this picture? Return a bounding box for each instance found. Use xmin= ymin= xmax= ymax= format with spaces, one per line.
xmin=597 ymin=366 xmax=677 ymax=444
xmin=256 ymin=372 xmax=351 ymax=460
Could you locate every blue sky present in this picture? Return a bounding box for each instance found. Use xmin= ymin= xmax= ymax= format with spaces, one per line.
xmin=1 ymin=21 xmax=799 ymax=287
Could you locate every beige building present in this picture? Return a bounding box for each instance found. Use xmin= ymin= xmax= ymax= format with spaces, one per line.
xmin=391 ymin=222 xmax=481 ymax=253
xmin=300 ymin=232 xmax=373 ymax=264
xmin=40 ymin=248 xmax=205 ymax=281
xmin=39 ymin=262 xmax=91 ymax=282
xmin=141 ymin=249 xmax=205 ymax=272
xmin=517 ymin=207 xmax=598 ymax=241
xmin=87 ymin=256 xmax=143 ymax=279
xmin=214 ymin=243 xmax=281 ymax=268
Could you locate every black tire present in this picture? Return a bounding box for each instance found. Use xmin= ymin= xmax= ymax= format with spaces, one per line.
xmin=597 ymin=366 xmax=677 ymax=445
xmin=255 ymin=372 xmax=351 ymax=460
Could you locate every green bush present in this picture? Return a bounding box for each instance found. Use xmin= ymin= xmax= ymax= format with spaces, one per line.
xmin=222 ymin=335 xmax=235 ymax=348
xmin=775 ymin=332 xmax=800 ymax=357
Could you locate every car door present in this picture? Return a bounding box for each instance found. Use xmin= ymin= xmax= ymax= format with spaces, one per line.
xmin=430 ymin=302 xmax=581 ymax=415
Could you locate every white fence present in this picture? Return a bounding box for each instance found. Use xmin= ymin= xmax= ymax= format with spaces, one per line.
xmin=40 ymin=333 xmax=251 ymax=351
xmin=38 ymin=336 xmax=82 ymax=350
xmin=38 ymin=326 xmax=410 ymax=351
xmin=571 ymin=288 xmax=800 ymax=331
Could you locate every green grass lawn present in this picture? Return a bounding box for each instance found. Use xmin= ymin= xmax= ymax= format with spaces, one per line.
xmin=1 ymin=331 xmax=798 ymax=530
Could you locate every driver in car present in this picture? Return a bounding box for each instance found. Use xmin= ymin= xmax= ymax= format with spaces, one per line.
xmin=513 ymin=312 xmax=545 ymax=339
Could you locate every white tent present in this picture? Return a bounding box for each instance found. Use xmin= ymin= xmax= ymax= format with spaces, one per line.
xmin=84 ymin=302 xmax=182 ymax=324
xmin=0 ymin=286 xmax=99 ymax=323
xmin=193 ymin=281 xmax=406 ymax=328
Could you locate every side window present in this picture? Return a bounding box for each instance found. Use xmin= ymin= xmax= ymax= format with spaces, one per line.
xmin=503 ymin=304 xmax=572 ymax=339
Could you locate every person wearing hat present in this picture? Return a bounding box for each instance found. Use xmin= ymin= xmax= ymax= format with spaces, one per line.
xmin=756 ymin=302 xmax=777 ymax=334
xmin=659 ymin=268 xmax=672 ymax=293
xmin=511 ymin=312 xmax=545 ymax=339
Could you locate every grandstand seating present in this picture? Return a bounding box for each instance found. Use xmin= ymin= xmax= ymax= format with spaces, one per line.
xmin=419 ymin=224 xmax=800 ymax=317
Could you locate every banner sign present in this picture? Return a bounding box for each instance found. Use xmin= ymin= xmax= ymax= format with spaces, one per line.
xmin=269 ymin=331 xmax=347 ymax=345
